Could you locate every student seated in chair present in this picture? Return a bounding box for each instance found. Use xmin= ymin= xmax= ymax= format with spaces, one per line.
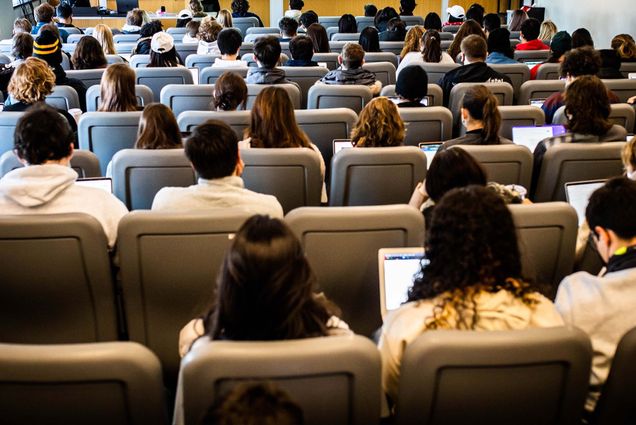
xmin=555 ymin=177 xmax=636 ymax=414
xmin=212 ymin=28 xmax=248 ymax=68
xmin=318 ymin=42 xmax=382 ymax=95
xmin=515 ymin=18 xmax=549 ymax=51
xmin=278 ymin=16 xmax=298 ymax=42
xmin=151 ymin=120 xmax=283 ymax=218
xmin=246 ymin=36 xmax=291 ymax=84
xmin=285 ymin=35 xmax=318 ymax=67
xmin=0 ymin=105 xmax=128 ymax=248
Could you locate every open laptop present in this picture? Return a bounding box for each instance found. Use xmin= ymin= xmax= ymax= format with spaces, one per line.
xmin=529 ymin=98 xmax=546 ymax=108
xmin=565 ymin=180 xmax=606 ymax=226
xmin=378 ymin=247 xmax=427 ymax=318
xmin=333 ymin=139 xmax=353 ymax=155
xmin=418 ymin=142 xmax=442 ymax=166
xmin=76 ymin=177 xmax=113 ymax=194
xmin=512 ymin=125 xmax=567 ymax=153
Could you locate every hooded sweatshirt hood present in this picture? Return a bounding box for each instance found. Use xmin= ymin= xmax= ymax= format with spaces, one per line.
xmin=246 ymin=67 xmax=289 ymax=84
xmin=0 ymin=164 xmax=77 ymax=208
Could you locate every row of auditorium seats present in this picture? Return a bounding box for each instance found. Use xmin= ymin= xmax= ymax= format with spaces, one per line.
xmin=8 ymin=324 xmax=636 ymax=425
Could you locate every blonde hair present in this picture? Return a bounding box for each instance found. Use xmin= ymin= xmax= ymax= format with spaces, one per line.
xmin=622 ymin=136 xmax=636 ymax=173
xmin=351 ymin=97 xmax=405 ymax=147
xmin=400 ymin=25 xmax=424 ymax=59
xmin=99 ymin=63 xmax=138 ymax=112
xmin=538 ymin=20 xmax=557 ymax=42
xmin=8 ymin=57 xmax=55 ymax=104
xmin=94 ymin=24 xmax=116 ymax=55
xmin=217 ymin=9 xmax=233 ymax=28
xmin=612 ymin=34 xmax=636 ymax=61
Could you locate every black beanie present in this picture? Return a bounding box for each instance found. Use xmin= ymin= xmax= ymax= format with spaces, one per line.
xmin=396 ymin=65 xmax=428 ymax=100
xmin=33 ymin=30 xmax=63 ymax=69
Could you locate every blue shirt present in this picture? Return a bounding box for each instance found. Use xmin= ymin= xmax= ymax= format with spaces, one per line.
xmin=486 ymin=52 xmax=519 ymax=65
xmin=32 ymin=22 xmax=69 ymax=43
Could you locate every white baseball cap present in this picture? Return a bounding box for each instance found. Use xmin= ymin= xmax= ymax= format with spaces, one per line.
xmin=178 ymin=9 xmax=193 ymax=19
xmin=151 ymin=31 xmax=175 ymax=53
xmin=447 ymin=5 xmax=466 ymax=19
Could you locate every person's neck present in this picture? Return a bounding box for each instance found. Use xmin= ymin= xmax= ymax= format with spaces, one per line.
xmin=59 ymin=18 xmax=72 ymax=25
xmin=463 ymin=57 xmax=484 ymax=65
xmin=41 ymin=158 xmax=71 ymax=167
xmin=222 ymin=53 xmax=238 ymax=61
xmin=465 ymin=120 xmax=484 ymax=132
xmin=610 ymin=238 xmax=636 ymax=258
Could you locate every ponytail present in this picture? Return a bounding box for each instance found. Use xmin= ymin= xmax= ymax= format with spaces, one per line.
xmin=462 ymin=85 xmax=501 ymax=144
xmin=422 ymin=29 xmax=442 ymax=63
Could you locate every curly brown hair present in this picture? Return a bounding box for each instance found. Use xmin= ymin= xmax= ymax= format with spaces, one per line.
xmin=400 ymin=25 xmax=424 ymax=59
xmin=198 ymin=18 xmax=223 ymax=43
xmin=351 ymin=97 xmax=405 ymax=147
xmin=564 ymin=75 xmax=612 ymax=136
xmin=8 ymin=57 xmax=55 ymax=104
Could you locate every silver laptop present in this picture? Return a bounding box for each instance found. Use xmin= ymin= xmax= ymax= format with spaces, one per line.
xmin=418 ymin=142 xmax=442 ymax=166
xmin=76 ymin=177 xmax=113 ymax=194
xmin=512 ymin=125 xmax=567 ymax=153
xmin=565 ymin=180 xmax=606 ymax=226
xmin=378 ymin=247 xmax=426 ymax=318
xmin=333 ymin=139 xmax=353 ymax=155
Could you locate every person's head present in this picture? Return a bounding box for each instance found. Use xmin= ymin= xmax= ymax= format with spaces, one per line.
xmin=35 ymin=3 xmax=55 ymax=23
xmin=612 ymin=34 xmax=636 ymax=61
xmin=8 ymin=57 xmax=54 ymax=104
xmin=212 ymin=71 xmax=248 ymax=111
xmin=446 ymin=5 xmax=465 ymax=23
xmin=126 ymin=8 xmax=144 ymax=27
xmin=374 ymin=7 xmax=399 ymax=32
xmin=386 ymin=18 xmax=407 ymax=41
xmin=400 ymin=0 xmax=417 ymax=15
xmin=461 ymin=85 xmax=502 ymax=144
xmin=351 ymin=97 xmax=405 ymax=147
xmin=71 ymin=36 xmax=107 ymax=70
xmin=141 ymin=10 xmax=152 ymax=25
xmin=140 ymin=20 xmax=163 ymax=38
xmin=423 ymin=12 xmax=442 ymax=31
xmin=185 ymin=20 xmax=201 ymax=38
xmin=364 ymin=4 xmax=378 ymax=17
xmin=217 ymin=9 xmax=233 ymax=28
xmin=465 ymin=3 xmax=485 ymax=25
xmin=622 ymin=136 xmax=636 ymax=176
xmin=134 ymin=103 xmax=182 ymax=150
xmin=247 ymin=86 xmax=311 ymax=149
xmin=448 ymin=19 xmax=486 ymax=60
xmin=289 ymin=0 xmax=304 ymax=11
xmin=338 ymin=14 xmax=357 ymax=34
xmin=199 ymin=18 xmax=223 ymax=43
xmin=13 ymin=18 xmax=32 ymax=35
xmin=253 ymin=36 xmax=281 ymax=68
xmin=32 ymin=30 xmax=63 ymax=75
xmin=217 ymin=28 xmax=243 ymax=56
xmin=299 ymin=10 xmax=318 ymax=29
xmin=461 ymin=33 xmax=488 ymax=63
xmin=98 ymin=63 xmax=137 ymax=112
xmin=149 ymin=32 xmax=181 ymax=67
xmin=231 ymin=0 xmax=249 ymax=14
xmin=572 ymin=27 xmax=594 ymax=49
xmin=548 ymin=31 xmax=572 ymax=62
xmin=564 ymin=75 xmax=612 ymax=136
xmin=40 ymin=23 xmax=62 ymax=42
xmin=538 ymin=20 xmax=557 ymax=42
xmin=560 ymin=46 xmax=601 ymax=81
xmin=185 ymin=119 xmax=239 ymax=179
xmin=519 ymin=17 xmax=540 ymax=42
xmin=202 ymin=382 xmax=304 ymax=425
xmin=11 ymin=33 xmax=33 ymax=61
xmin=401 ymin=25 xmax=424 ymax=58
xmin=508 ymin=9 xmax=528 ymax=32
xmin=425 ymin=148 xmax=487 ymax=203
xmin=396 ymin=65 xmax=428 ymax=103
xmin=482 ymin=13 xmax=500 ymax=34
xmin=94 ymin=23 xmax=116 ymax=55
xmin=203 ymin=215 xmax=334 ymax=340
xmin=487 ymin=27 xmax=513 ymax=59
xmin=359 ymin=27 xmax=380 ymax=53
xmin=599 ymin=49 xmax=622 ymax=76
xmin=340 ymin=42 xmax=365 ymax=69
xmin=410 ymin=185 xmax=531 ymax=330
xmin=56 ymin=3 xmax=72 ymax=23
xmin=279 ymin=16 xmax=298 ymax=38
xmin=14 ymin=104 xmax=74 ymax=165
xmin=420 ymin=29 xmax=442 ymax=62
xmin=189 ymin=0 xmax=204 ymax=14
xmin=306 ymin=23 xmax=329 ymax=53
xmin=587 ymin=177 xmax=636 ymax=263
xmin=289 ymin=35 xmax=314 ymax=61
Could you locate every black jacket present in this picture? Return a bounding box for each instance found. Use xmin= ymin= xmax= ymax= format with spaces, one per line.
xmin=438 ymin=61 xmax=512 ymax=106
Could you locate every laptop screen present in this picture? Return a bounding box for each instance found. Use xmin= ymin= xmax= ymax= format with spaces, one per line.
xmin=529 ymin=98 xmax=546 ymax=108
xmin=76 ymin=178 xmax=113 ymax=194
xmin=512 ymin=125 xmax=567 ymax=153
xmin=116 ymin=0 xmax=139 ymax=14
xmin=418 ymin=142 xmax=442 ymax=166
xmin=565 ymin=180 xmax=606 ymax=226
xmin=333 ymin=139 xmax=353 ymax=155
xmin=378 ymin=247 xmax=427 ymax=318
xmin=525 ymin=61 xmax=542 ymax=69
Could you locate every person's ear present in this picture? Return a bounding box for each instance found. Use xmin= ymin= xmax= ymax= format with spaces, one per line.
xmin=14 ymin=149 xmax=27 ymax=165
xmin=460 ymin=107 xmax=469 ymax=121
xmin=594 ymin=226 xmax=612 ymax=261
xmin=337 ymin=55 xmax=343 ymax=64
xmin=67 ymin=143 xmax=74 ymax=160
xmin=234 ymin=149 xmax=244 ymax=176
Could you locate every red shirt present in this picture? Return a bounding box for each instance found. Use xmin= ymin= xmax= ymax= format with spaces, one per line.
xmin=516 ymin=39 xmax=550 ymax=51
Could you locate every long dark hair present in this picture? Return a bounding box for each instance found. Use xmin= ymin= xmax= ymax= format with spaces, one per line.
xmin=359 ymin=27 xmax=380 ymax=52
xmin=421 ymin=29 xmax=441 ymax=62
xmin=409 ymin=186 xmax=537 ymax=330
xmin=203 ymin=215 xmax=335 ymax=340
xmin=306 ymin=23 xmax=329 ymax=53
xmin=462 ymin=85 xmax=502 ymax=144
xmin=148 ymin=47 xmax=183 ymax=67
xmin=71 ymin=36 xmax=107 ymax=70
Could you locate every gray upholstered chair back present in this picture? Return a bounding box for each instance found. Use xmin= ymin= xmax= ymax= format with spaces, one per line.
xmin=279 ymin=66 xmax=330 ymax=108
xmin=307 ymin=84 xmax=373 ymax=113
xmin=380 ymin=83 xmax=444 ymax=107
xmin=398 ymin=107 xmax=453 ymax=145
xmin=199 ymin=66 xmax=248 ymax=84
xmin=160 ymin=84 xmax=215 ymax=117
xmin=85 ymin=84 xmax=153 ymax=112
xmin=45 ymin=85 xmax=80 ymax=111
xmin=0 ymin=112 xmax=25 ymax=154
xmin=452 ymin=144 xmax=534 ymax=189
xmin=498 ymin=105 xmax=546 ymax=139
xmin=518 ymin=79 xmax=565 ymax=105
xmin=134 ymin=67 xmax=194 ymax=101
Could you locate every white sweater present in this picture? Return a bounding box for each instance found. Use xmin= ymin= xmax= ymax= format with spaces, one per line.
xmin=0 ymin=164 xmax=128 ymax=247
xmin=396 ymin=51 xmax=456 ymax=76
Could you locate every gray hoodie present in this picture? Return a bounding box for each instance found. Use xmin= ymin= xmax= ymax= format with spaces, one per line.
xmin=246 ymin=67 xmax=290 ymax=84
